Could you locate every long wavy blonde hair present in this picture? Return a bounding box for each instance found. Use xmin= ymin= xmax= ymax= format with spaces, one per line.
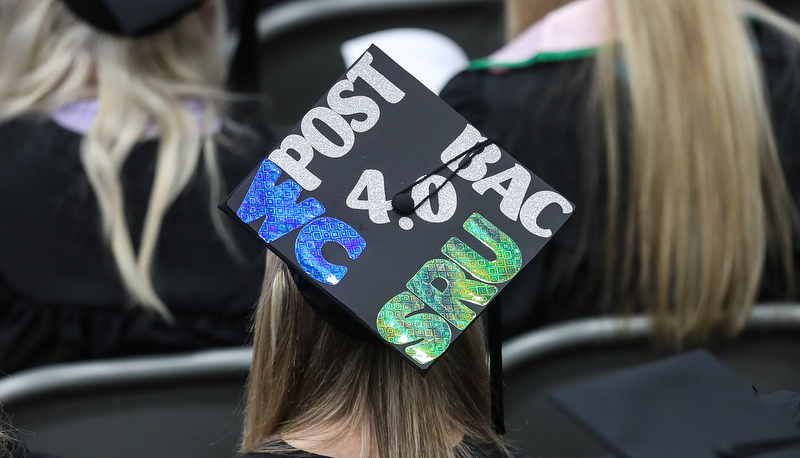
xmin=508 ymin=0 xmax=800 ymax=346
xmin=242 ymin=253 xmax=505 ymax=458
xmin=0 ymin=0 xmax=230 ymax=319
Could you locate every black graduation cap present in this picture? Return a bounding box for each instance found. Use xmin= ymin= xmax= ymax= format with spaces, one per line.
xmin=550 ymin=350 xmax=800 ymax=458
xmin=221 ymin=45 xmax=574 ymax=374
xmin=62 ymin=0 xmax=206 ymax=36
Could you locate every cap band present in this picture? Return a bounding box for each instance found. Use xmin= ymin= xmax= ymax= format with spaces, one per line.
xmin=62 ymin=0 xmax=206 ymax=36
xmin=289 ymin=267 xmax=380 ymax=343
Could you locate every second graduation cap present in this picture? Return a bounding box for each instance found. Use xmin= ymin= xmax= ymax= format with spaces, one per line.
xmin=222 ymin=45 xmax=574 ymax=373
xmin=550 ymin=350 xmax=800 ymax=458
xmin=62 ymin=0 xmax=206 ymax=36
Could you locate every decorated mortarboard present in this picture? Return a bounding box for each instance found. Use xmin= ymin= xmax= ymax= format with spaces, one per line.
xmin=62 ymin=0 xmax=206 ymax=36
xmin=550 ymin=350 xmax=800 ymax=458
xmin=221 ymin=45 xmax=574 ymax=374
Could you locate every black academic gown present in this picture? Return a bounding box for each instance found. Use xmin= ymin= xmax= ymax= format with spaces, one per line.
xmin=0 ymin=105 xmax=273 ymax=375
xmin=440 ymin=21 xmax=800 ymax=340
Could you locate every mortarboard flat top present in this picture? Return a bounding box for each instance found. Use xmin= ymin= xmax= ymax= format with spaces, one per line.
xmin=222 ymin=45 xmax=574 ymax=373
xmin=62 ymin=0 xmax=206 ymax=36
xmin=550 ymin=350 xmax=800 ymax=458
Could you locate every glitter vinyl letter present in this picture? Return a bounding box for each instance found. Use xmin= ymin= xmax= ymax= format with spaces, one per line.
xmin=347 ymin=51 xmax=406 ymax=104
xmin=327 ymin=79 xmax=381 ymax=133
xmin=295 ymin=217 xmax=367 ymax=285
xmin=377 ymin=292 xmax=452 ymax=365
xmin=237 ymin=159 xmax=326 ymax=243
xmin=407 ymin=259 xmax=498 ymax=330
xmin=472 ymin=164 xmax=532 ymax=221
xmin=411 ymin=174 xmax=458 ymax=223
xmin=301 ymin=107 xmax=355 ymax=158
xmin=267 ymin=134 xmax=321 ymax=191
xmin=519 ymin=190 xmax=574 ymax=238
xmin=440 ymin=125 xmax=501 ymax=181
xmin=442 ymin=213 xmax=523 ymax=284
xmin=346 ymin=169 xmax=393 ymax=224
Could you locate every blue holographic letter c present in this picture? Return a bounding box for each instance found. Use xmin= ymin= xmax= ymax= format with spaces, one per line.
xmin=295 ymin=217 xmax=367 ymax=285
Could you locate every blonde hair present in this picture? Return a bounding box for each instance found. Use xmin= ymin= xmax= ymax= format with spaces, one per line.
xmin=509 ymin=0 xmax=800 ymax=346
xmin=0 ymin=0 xmax=230 ymax=319
xmin=242 ymin=254 xmax=505 ymax=458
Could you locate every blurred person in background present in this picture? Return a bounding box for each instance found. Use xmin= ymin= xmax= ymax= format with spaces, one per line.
xmin=441 ymin=0 xmax=800 ymax=347
xmin=238 ymin=254 xmax=528 ymax=458
xmin=0 ymin=0 xmax=271 ymax=374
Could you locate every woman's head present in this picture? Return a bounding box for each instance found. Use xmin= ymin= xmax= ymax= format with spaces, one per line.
xmin=0 ymin=0 xmax=231 ymax=318
xmin=243 ymin=253 xmax=502 ymax=458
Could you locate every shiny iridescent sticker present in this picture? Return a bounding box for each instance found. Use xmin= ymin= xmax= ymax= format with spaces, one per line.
xmin=296 ymin=217 xmax=367 ymax=285
xmin=442 ymin=213 xmax=522 ymax=284
xmin=237 ymin=159 xmax=326 ymax=243
xmin=406 ymin=258 xmax=498 ymax=330
xmin=377 ymin=292 xmax=452 ymax=364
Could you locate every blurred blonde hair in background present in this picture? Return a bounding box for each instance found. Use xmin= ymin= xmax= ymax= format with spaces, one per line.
xmin=0 ymin=0 xmax=230 ymax=319
xmin=508 ymin=0 xmax=800 ymax=347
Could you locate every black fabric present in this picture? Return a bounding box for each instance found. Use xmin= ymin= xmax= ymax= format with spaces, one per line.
xmin=0 ymin=102 xmax=274 ymax=375
xmin=61 ymin=0 xmax=206 ymax=36
xmin=227 ymin=0 xmax=260 ymax=93
xmin=3 ymin=431 xmax=62 ymax=458
xmin=759 ymin=391 xmax=800 ymax=429
xmin=288 ymin=267 xmax=379 ymax=343
xmin=440 ymin=21 xmax=800 ymax=340
xmin=61 ymin=0 xmax=120 ymax=34
xmin=550 ymin=350 xmax=800 ymax=458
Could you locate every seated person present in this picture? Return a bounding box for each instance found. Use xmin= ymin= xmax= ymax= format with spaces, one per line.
xmin=0 ymin=0 xmax=272 ymax=374
xmin=441 ymin=0 xmax=800 ymax=346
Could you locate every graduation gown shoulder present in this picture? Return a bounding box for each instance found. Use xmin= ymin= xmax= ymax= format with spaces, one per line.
xmin=0 ymin=103 xmax=274 ymax=374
